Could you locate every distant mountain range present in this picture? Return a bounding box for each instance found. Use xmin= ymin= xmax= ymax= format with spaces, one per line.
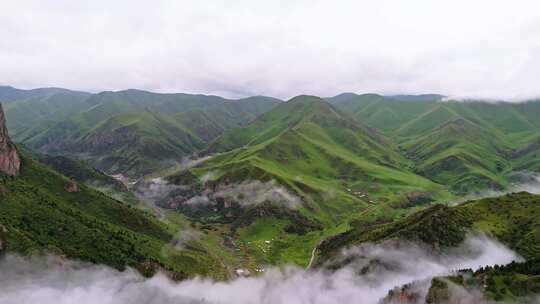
xmin=3 ymin=86 xmax=539 ymax=186
xmin=1 ymin=86 xmax=280 ymax=175
xmin=3 ymin=85 xmax=540 ymax=301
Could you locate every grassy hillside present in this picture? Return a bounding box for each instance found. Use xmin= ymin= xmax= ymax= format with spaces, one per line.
xmin=11 ymin=88 xmax=280 ymax=176
xmin=30 ymin=153 xmax=141 ymax=204
xmin=321 ymin=191 xmax=540 ymax=300
xmin=0 ymin=153 xmax=235 ymax=279
xmin=165 ymin=96 xmax=453 ymax=266
xmin=76 ymin=110 xmax=205 ymax=175
xmin=326 ymin=93 xmax=440 ymax=133
xmin=194 ymin=96 xmax=451 ymax=219
xmin=402 ymin=118 xmax=513 ymax=193
xmin=421 ymin=260 xmax=540 ymax=303
xmin=317 ymin=192 xmax=540 ymax=265
xmin=315 ymin=190 xmax=540 ymax=302
xmin=329 ymin=94 xmax=540 ymax=193
xmin=0 ymin=86 xmax=91 ymax=135
xmin=511 ymin=135 xmax=540 ymax=172
xmin=328 ymin=94 xmax=540 ymax=138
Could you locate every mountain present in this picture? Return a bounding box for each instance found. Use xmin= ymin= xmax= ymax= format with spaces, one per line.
xmin=402 ymin=118 xmax=512 ymax=193
xmin=326 ymin=93 xmax=440 ymax=133
xmin=328 ymin=94 xmax=540 ymax=192
xmin=315 ymin=191 xmax=540 ymax=302
xmin=0 ymin=86 xmax=92 ymax=135
xmin=56 ymin=110 xmax=205 ymax=175
xmin=420 ymin=259 xmax=540 ymax=303
xmin=327 ymin=93 xmax=540 ymax=137
xmin=0 ymin=104 xmax=233 ymax=279
xmin=10 ymin=86 xmax=540 ymax=190
xmin=164 ymin=96 xmax=452 ymax=266
xmin=317 ymin=191 xmax=540 ymax=265
xmin=199 ymin=95 xmax=450 ymax=213
xmin=511 ymin=135 xmax=540 ymax=172
xmin=9 ymin=87 xmax=280 ymax=176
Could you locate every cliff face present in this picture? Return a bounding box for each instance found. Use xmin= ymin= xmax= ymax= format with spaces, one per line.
xmin=0 ymin=103 xmax=20 ymax=176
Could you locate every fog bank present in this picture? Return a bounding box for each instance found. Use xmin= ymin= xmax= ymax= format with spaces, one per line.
xmin=0 ymin=234 xmax=520 ymax=304
xmin=449 ymin=171 xmax=540 ymax=206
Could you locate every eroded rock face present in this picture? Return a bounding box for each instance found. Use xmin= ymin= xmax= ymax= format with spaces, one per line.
xmin=64 ymin=180 xmax=80 ymax=193
xmin=0 ymin=103 xmax=20 ymax=176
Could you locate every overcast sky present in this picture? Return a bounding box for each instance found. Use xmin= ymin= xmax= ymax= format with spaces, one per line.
xmin=1 ymin=0 xmax=539 ymax=100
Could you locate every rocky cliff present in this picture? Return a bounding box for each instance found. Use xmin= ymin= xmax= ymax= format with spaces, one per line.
xmin=0 ymin=103 xmax=20 ymax=176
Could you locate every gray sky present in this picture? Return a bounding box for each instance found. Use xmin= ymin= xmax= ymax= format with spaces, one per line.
xmin=1 ymin=0 xmax=540 ymax=100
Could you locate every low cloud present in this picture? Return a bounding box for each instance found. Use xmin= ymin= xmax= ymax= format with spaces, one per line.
xmin=134 ymin=178 xmax=184 ymax=202
xmin=511 ymin=171 xmax=540 ymax=194
xmin=183 ymin=195 xmax=212 ymax=206
xmin=0 ymin=234 xmax=521 ymax=304
xmin=133 ymin=178 xmax=185 ymax=216
xmin=169 ymin=228 xmax=204 ymax=250
xmin=213 ymin=181 xmax=301 ymax=209
xmin=178 ymin=156 xmax=212 ymax=171
xmin=199 ymin=172 xmax=216 ymax=184
xmin=449 ymin=171 xmax=540 ymax=206
xmin=170 ymin=180 xmax=302 ymax=210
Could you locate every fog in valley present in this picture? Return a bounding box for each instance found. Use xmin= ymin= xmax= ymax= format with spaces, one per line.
xmin=0 ymin=234 xmax=520 ymax=304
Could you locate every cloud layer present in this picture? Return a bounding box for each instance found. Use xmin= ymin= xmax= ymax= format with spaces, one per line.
xmin=0 ymin=234 xmax=520 ymax=304
xmin=1 ymin=0 xmax=540 ymax=100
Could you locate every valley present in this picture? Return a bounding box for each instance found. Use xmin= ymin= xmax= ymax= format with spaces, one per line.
xmin=4 ymin=1 xmax=540 ymax=302
xmin=2 ymin=86 xmax=540 ymax=302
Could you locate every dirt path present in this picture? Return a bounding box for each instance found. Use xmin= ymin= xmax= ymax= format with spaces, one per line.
xmin=306 ymin=203 xmax=379 ymax=269
xmin=306 ymin=245 xmax=318 ymax=269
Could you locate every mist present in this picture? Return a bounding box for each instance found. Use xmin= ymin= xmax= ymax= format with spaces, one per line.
xmin=132 ymin=177 xmax=185 ymax=217
xmin=177 ymin=155 xmax=212 ymax=171
xmin=0 ymin=234 xmax=520 ymax=304
xmin=169 ymin=228 xmax=204 ymax=250
xmin=511 ymin=171 xmax=540 ymax=194
xmin=163 ymin=180 xmax=302 ymax=210
xmin=449 ymin=171 xmax=540 ymax=206
xmin=212 ymin=180 xmax=301 ymax=209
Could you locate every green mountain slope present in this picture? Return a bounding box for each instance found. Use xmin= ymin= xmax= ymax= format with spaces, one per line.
xmin=28 ymin=152 xmax=139 ymax=203
xmin=317 ymin=192 xmax=540 ymax=265
xmin=76 ymin=110 xmax=205 ymax=175
xmin=12 ymin=88 xmax=280 ymax=176
xmin=328 ymin=94 xmax=540 ymax=138
xmin=326 ymin=93 xmax=441 ymax=132
xmin=329 ymin=94 xmax=540 ymax=193
xmin=0 ymin=102 xmax=233 ymax=278
xmin=402 ymin=118 xmax=513 ymax=193
xmin=202 ymin=96 xmax=449 ymax=212
xmin=0 ymin=86 xmax=91 ymax=135
xmin=510 ymin=135 xmax=540 ymax=172
xmin=318 ymin=190 xmax=540 ymax=303
xmin=165 ymin=96 xmax=452 ymax=266
xmin=0 ymin=154 xmax=235 ymax=279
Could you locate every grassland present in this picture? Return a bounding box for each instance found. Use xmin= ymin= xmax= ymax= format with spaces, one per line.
xmin=0 ymin=154 xmax=237 ymax=280
xmin=165 ymin=96 xmax=455 ymax=266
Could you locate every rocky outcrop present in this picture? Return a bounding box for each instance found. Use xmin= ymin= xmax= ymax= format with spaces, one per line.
xmin=0 ymin=103 xmax=20 ymax=176
xmin=64 ymin=180 xmax=80 ymax=193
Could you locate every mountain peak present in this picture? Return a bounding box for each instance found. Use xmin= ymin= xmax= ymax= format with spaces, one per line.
xmin=0 ymin=103 xmax=21 ymax=176
xmin=284 ymin=95 xmax=346 ymax=121
xmin=287 ymin=94 xmax=326 ymax=103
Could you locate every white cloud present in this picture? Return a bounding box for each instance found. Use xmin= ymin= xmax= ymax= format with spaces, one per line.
xmin=0 ymin=234 xmax=521 ymax=304
xmin=1 ymin=0 xmax=540 ymax=100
